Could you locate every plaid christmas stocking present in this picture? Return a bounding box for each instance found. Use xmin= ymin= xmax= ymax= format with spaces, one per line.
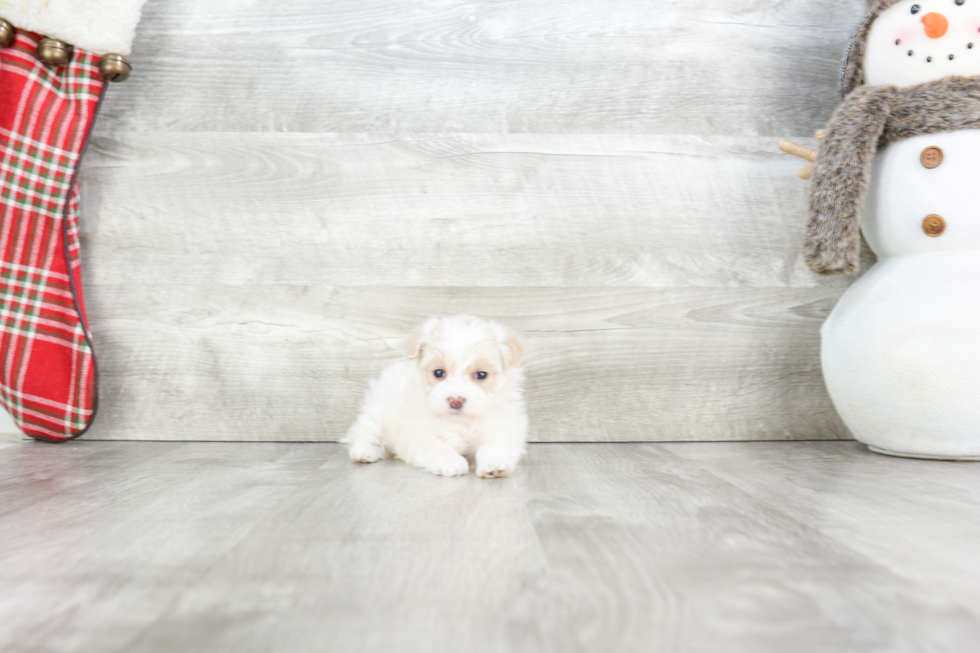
xmin=0 ymin=32 xmax=104 ymax=441
xmin=1 ymin=6 xmax=140 ymax=442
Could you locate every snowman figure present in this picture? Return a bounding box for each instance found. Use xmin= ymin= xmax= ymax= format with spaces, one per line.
xmin=800 ymin=0 xmax=980 ymax=459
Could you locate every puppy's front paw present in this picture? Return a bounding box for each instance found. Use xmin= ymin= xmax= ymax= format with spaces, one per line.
xmin=426 ymin=453 xmax=470 ymax=477
xmin=476 ymin=449 xmax=519 ymax=479
xmin=349 ymin=440 xmax=384 ymax=464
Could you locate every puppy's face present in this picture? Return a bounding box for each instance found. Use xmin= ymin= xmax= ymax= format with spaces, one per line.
xmin=403 ymin=315 xmax=524 ymax=419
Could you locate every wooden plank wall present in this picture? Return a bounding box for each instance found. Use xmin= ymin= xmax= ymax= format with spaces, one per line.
xmin=80 ymin=0 xmax=869 ymax=442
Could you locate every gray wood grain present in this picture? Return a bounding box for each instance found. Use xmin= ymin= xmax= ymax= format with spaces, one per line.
xmin=0 ymin=442 xmax=327 ymax=651
xmin=663 ymin=441 xmax=980 ymax=617
xmin=80 ymin=132 xmax=867 ymax=289
xmin=2 ymin=441 xmax=979 ymax=652
xmin=69 ymin=1 xmax=875 ymax=442
xmin=507 ymin=443 xmax=980 ymax=652
xmin=0 ymin=409 xmax=22 ymax=439
xmin=81 ymin=285 xmax=850 ymax=442
xmin=95 ymin=0 xmax=865 ymax=135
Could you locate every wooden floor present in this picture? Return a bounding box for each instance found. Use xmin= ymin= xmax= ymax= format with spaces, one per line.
xmin=1 ymin=442 xmax=979 ymax=652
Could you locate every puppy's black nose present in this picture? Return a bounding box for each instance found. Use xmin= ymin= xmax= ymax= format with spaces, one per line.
xmin=448 ymin=397 xmax=465 ymax=410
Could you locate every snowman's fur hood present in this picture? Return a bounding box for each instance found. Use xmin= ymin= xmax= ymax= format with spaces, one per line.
xmin=840 ymin=0 xmax=904 ymax=97
xmin=807 ymin=75 xmax=980 ymax=275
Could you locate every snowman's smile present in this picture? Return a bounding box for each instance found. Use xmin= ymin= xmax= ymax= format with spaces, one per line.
xmin=864 ymin=0 xmax=980 ymax=87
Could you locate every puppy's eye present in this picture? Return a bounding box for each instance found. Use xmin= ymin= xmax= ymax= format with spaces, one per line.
xmin=433 ymin=369 xmax=445 ymax=379
xmin=911 ymin=4 xmax=921 ymax=13
xmin=474 ymin=371 xmax=488 ymax=381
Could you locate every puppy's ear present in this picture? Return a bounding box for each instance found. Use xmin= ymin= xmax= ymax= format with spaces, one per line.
xmin=403 ymin=318 xmax=438 ymax=359
xmin=403 ymin=326 xmax=425 ymax=359
xmin=496 ymin=326 xmax=525 ymax=368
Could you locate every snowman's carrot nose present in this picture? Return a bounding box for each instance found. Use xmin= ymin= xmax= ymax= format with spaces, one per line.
xmin=922 ymin=12 xmax=948 ymax=39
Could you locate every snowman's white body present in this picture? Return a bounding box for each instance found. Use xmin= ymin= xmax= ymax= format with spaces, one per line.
xmin=822 ymin=130 xmax=980 ymax=459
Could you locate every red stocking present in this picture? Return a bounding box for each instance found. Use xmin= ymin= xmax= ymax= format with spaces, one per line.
xmin=0 ymin=30 xmax=104 ymax=441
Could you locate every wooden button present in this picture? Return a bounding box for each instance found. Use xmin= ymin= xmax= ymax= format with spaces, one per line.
xmin=920 ymin=146 xmax=944 ymax=169
xmin=922 ymin=214 xmax=946 ymax=237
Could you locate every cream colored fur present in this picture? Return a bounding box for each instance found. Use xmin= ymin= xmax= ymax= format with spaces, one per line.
xmin=0 ymin=0 xmax=148 ymax=55
xmin=344 ymin=315 xmax=528 ymax=479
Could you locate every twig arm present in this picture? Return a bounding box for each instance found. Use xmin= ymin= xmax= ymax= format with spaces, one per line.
xmin=778 ymin=139 xmax=817 ymax=163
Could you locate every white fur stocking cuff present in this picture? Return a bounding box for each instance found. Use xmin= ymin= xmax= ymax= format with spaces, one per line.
xmin=0 ymin=0 xmax=148 ymax=55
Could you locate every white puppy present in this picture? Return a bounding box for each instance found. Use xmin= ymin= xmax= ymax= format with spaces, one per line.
xmin=345 ymin=315 xmax=528 ymax=478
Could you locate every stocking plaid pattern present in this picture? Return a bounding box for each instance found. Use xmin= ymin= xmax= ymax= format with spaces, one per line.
xmin=0 ymin=31 xmax=103 ymax=441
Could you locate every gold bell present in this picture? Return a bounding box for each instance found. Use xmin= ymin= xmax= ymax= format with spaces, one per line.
xmin=99 ymin=53 xmax=132 ymax=82
xmin=37 ymin=38 xmax=72 ymax=66
xmin=0 ymin=18 xmax=15 ymax=49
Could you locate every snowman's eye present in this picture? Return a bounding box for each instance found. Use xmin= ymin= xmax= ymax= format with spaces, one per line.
xmin=911 ymin=4 xmax=921 ymax=13
xmin=955 ymin=0 xmax=965 ymax=6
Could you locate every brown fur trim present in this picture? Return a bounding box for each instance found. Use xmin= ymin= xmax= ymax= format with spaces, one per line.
xmin=807 ymin=76 xmax=980 ymax=276
xmin=881 ymin=76 xmax=980 ymax=143
xmin=806 ymin=85 xmax=894 ymax=276
xmin=840 ymin=0 xmax=901 ymax=97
